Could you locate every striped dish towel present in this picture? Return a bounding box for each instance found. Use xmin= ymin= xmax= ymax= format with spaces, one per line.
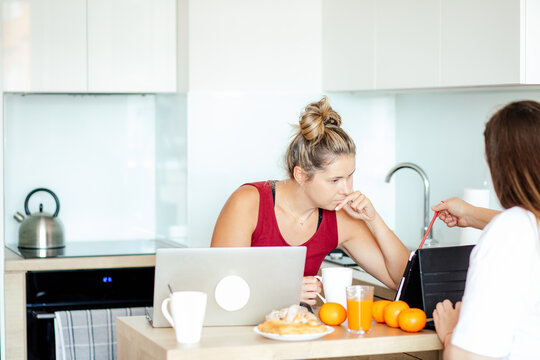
xmin=54 ymin=307 xmax=151 ymax=360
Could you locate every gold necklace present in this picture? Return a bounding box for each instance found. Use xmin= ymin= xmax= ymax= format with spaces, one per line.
xmin=283 ymin=196 xmax=316 ymax=227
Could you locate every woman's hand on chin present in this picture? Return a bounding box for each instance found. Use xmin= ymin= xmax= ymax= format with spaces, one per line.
xmin=335 ymin=191 xmax=377 ymax=222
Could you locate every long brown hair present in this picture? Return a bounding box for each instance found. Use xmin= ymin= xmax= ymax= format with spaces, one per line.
xmin=484 ymin=100 xmax=540 ymax=218
xmin=285 ymin=96 xmax=356 ymax=179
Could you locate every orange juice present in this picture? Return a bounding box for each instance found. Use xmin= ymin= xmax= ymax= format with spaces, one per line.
xmin=347 ymin=299 xmax=373 ymax=333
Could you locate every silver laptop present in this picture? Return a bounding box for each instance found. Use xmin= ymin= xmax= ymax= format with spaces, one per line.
xmin=151 ymin=246 xmax=306 ymax=327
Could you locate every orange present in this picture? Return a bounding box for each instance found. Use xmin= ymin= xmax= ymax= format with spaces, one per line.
xmin=398 ymin=308 xmax=427 ymax=333
xmin=318 ymin=302 xmax=347 ymax=326
xmin=383 ymin=300 xmax=409 ymax=328
xmin=372 ymin=300 xmax=391 ymax=323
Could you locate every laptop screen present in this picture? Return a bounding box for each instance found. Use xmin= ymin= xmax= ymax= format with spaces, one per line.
xmin=151 ymin=246 xmax=306 ymax=327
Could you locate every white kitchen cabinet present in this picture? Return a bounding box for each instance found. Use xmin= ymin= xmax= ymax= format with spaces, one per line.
xmin=322 ymin=0 xmax=375 ymax=91
xmin=323 ymin=0 xmax=540 ymax=91
xmin=2 ymin=0 xmax=87 ymax=92
xmin=323 ymin=0 xmax=439 ymax=91
xmin=441 ymin=0 xmax=540 ymax=86
xmin=88 ymin=0 xmax=176 ymax=93
xmin=2 ymin=0 xmax=176 ymax=93
xmin=188 ymin=0 xmax=320 ymax=92
xmin=375 ymin=0 xmax=440 ymax=89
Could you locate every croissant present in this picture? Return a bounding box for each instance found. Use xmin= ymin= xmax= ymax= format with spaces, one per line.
xmin=257 ymin=304 xmax=328 ymax=335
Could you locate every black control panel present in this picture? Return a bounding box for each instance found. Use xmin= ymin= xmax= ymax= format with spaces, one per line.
xmin=26 ymin=267 xmax=155 ymax=309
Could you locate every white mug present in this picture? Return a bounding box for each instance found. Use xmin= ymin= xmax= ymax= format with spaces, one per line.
xmin=315 ymin=267 xmax=353 ymax=309
xmin=161 ymin=291 xmax=207 ymax=344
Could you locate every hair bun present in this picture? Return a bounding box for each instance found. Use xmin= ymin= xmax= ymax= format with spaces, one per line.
xmin=299 ymin=96 xmax=341 ymax=142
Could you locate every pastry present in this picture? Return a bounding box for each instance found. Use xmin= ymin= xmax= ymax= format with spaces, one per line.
xmin=257 ymin=304 xmax=328 ymax=335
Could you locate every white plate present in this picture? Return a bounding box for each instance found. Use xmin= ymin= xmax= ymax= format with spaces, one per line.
xmin=253 ymin=325 xmax=334 ymax=341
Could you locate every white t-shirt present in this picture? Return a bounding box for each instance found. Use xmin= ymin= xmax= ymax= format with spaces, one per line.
xmin=452 ymin=206 xmax=540 ymax=359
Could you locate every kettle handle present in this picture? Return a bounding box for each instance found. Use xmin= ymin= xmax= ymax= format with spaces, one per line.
xmin=24 ymin=188 xmax=60 ymax=217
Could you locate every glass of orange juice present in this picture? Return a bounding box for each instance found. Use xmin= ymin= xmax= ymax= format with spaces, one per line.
xmin=346 ymin=285 xmax=374 ymax=334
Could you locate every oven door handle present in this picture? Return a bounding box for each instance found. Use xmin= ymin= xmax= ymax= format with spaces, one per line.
xmin=32 ymin=311 xmax=56 ymax=320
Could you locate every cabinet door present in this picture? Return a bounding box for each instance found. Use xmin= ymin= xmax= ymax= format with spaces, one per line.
xmin=375 ymin=0 xmax=440 ymax=89
xmin=523 ymin=0 xmax=540 ymax=84
xmin=441 ymin=0 xmax=520 ymax=86
xmin=2 ymin=0 xmax=87 ymax=92
xmin=322 ymin=0 xmax=375 ymax=91
xmin=87 ymin=0 xmax=176 ymax=93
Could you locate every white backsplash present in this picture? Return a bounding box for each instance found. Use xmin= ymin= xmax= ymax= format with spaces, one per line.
xmin=394 ymin=88 xmax=540 ymax=247
xmin=155 ymin=93 xmax=188 ymax=244
xmin=4 ymin=93 xmax=186 ymax=244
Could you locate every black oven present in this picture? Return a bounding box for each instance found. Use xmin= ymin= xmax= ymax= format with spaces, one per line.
xmin=26 ymin=267 xmax=154 ymax=360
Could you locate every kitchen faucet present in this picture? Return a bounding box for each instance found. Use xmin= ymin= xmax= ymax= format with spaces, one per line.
xmin=385 ymin=162 xmax=433 ymax=243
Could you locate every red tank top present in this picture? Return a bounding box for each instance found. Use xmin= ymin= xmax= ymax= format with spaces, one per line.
xmin=245 ymin=181 xmax=338 ymax=276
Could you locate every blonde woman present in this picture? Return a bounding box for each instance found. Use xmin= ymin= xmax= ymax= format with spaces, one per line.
xmin=432 ymin=100 xmax=540 ymax=359
xmin=211 ymin=96 xmax=409 ymax=305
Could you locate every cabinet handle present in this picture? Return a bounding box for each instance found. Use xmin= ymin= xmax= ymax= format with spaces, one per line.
xmin=33 ymin=311 xmax=56 ymax=320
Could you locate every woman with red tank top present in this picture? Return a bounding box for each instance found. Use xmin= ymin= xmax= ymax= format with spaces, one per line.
xmin=211 ymin=96 xmax=409 ymax=306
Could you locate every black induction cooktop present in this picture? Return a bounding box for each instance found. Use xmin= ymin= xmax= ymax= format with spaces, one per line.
xmin=5 ymin=239 xmax=181 ymax=259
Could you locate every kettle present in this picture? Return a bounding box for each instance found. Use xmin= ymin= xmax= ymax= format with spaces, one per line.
xmin=13 ymin=188 xmax=65 ymax=249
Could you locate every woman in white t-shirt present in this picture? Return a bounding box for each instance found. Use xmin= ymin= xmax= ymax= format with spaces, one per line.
xmin=431 ymin=100 xmax=540 ymax=360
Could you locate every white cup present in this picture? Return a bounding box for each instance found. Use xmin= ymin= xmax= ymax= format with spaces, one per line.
xmin=161 ymin=291 xmax=207 ymax=344
xmin=315 ymin=267 xmax=353 ymax=309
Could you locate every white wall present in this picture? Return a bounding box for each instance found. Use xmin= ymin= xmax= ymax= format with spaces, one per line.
xmin=394 ymin=89 xmax=540 ymax=247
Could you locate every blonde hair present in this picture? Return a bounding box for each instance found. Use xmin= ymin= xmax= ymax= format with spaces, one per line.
xmin=285 ymin=96 xmax=356 ymax=179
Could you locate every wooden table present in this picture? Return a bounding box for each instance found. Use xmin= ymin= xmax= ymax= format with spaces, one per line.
xmin=117 ymin=316 xmax=443 ymax=360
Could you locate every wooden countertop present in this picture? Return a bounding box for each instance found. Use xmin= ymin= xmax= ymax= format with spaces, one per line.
xmin=4 ymin=247 xmax=156 ymax=272
xmin=117 ymin=316 xmax=442 ymax=360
